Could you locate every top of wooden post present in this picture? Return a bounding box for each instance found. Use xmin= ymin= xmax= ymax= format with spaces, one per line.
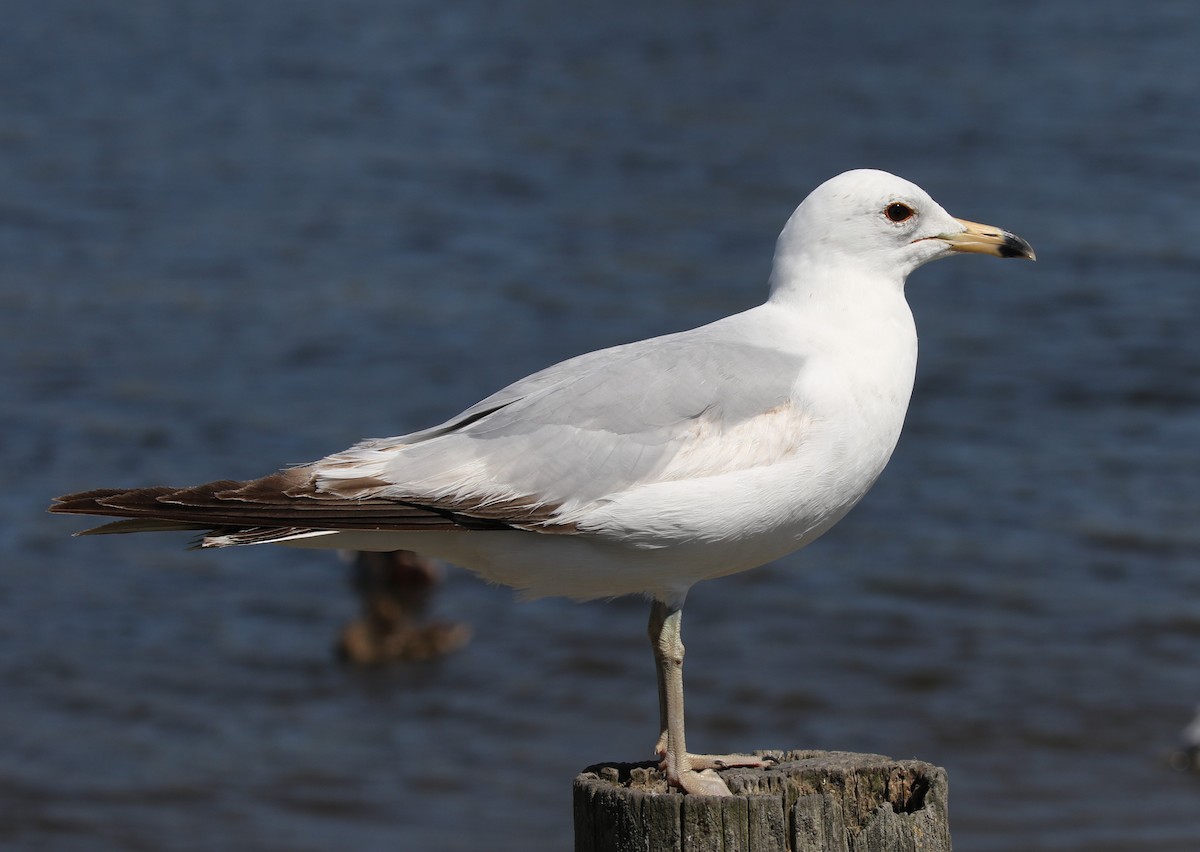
xmin=574 ymin=749 xmax=951 ymax=852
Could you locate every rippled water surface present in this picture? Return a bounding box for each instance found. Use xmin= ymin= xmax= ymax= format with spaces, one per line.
xmin=3 ymin=2 xmax=1200 ymax=849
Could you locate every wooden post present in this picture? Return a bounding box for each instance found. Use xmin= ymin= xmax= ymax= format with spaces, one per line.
xmin=573 ymin=750 xmax=951 ymax=852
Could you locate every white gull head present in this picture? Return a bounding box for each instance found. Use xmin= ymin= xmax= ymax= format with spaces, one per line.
xmin=769 ymin=168 xmax=1035 ymax=300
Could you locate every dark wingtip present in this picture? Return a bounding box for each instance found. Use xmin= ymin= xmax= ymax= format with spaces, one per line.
xmin=49 ymin=489 xmax=126 ymax=514
xmin=49 ymin=487 xmax=176 ymax=515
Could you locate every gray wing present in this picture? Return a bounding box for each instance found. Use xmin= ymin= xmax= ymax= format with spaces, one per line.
xmin=314 ymin=330 xmax=805 ymax=513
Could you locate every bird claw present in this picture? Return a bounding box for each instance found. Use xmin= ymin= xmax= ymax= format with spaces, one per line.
xmin=659 ymin=752 xmax=774 ymax=796
xmin=689 ymin=752 xmax=776 ymax=771
xmin=676 ymin=768 xmax=733 ymax=797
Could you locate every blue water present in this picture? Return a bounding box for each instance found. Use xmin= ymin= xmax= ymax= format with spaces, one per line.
xmin=3 ymin=1 xmax=1200 ymax=849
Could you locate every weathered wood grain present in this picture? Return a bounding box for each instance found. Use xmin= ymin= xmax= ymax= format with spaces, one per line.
xmin=574 ymin=750 xmax=951 ymax=851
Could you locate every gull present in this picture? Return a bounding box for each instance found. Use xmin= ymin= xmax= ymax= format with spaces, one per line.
xmin=50 ymin=169 xmax=1034 ymax=796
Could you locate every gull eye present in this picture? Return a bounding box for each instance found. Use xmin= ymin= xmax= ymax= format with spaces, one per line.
xmin=884 ymin=202 xmax=915 ymax=223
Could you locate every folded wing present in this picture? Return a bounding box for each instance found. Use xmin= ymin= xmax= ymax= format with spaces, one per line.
xmin=51 ymin=330 xmax=807 ymax=544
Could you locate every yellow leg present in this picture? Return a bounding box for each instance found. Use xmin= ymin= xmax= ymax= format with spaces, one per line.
xmin=647 ymin=600 xmax=734 ymax=796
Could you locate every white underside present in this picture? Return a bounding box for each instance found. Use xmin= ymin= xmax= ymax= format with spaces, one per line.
xmin=278 ymin=522 xmax=826 ymax=606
